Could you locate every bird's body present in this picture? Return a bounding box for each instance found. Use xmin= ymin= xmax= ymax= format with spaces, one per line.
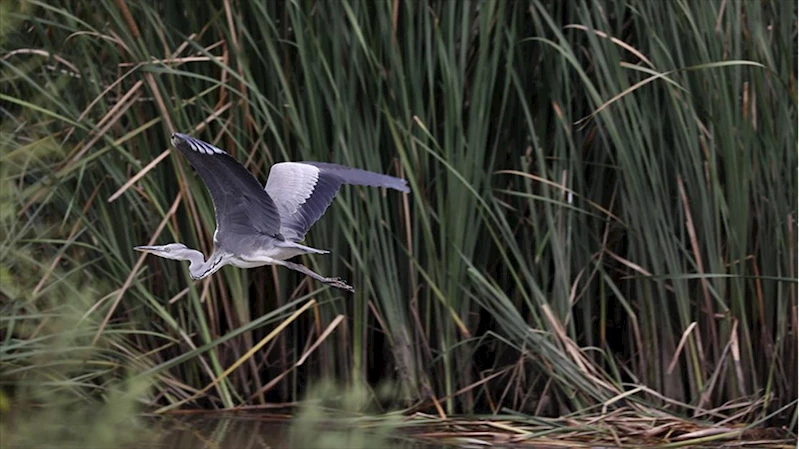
xmin=135 ymin=133 xmax=409 ymax=292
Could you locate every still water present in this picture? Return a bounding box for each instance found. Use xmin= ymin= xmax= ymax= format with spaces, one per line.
xmin=150 ymin=416 xmax=454 ymax=449
xmin=146 ymin=415 xmax=772 ymax=449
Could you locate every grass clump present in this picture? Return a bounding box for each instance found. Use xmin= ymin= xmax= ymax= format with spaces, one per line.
xmin=0 ymin=278 xmax=152 ymax=449
xmin=0 ymin=72 xmax=152 ymax=449
xmin=289 ymin=380 xmax=407 ymax=449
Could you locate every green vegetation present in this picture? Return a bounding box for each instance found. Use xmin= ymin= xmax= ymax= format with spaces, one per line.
xmin=2 ymin=0 xmax=796 ymax=447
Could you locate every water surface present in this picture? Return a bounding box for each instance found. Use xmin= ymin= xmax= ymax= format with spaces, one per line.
xmin=150 ymin=415 xmax=453 ymax=449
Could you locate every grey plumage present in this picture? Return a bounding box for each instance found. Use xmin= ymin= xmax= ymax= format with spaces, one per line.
xmin=135 ymin=132 xmax=409 ymax=293
xmin=265 ymin=161 xmax=410 ymax=242
xmin=172 ymin=134 xmax=283 ymax=240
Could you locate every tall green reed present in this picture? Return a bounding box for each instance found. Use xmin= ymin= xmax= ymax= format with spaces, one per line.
xmin=1 ymin=0 xmax=795 ymax=428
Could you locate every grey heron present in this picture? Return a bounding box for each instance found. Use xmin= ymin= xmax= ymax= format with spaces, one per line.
xmin=135 ymin=133 xmax=409 ymax=292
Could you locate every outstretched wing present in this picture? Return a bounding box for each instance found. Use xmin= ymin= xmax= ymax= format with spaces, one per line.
xmin=171 ymin=133 xmax=282 ymax=246
xmin=264 ymin=161 xmax=409 ymax=242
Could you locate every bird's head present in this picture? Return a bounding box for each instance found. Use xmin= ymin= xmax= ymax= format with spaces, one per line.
xmin=134 ymin=243 xmax=192 ymax=261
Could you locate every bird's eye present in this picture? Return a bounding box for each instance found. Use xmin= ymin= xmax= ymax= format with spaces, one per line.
xmin=164 ymin=247 xmax=171 ymax=253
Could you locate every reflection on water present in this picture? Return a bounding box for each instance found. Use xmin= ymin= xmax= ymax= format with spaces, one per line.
xmin=150 ymin=416 xmax=450 ymax=449
xmin=152 ymin=417 xmax=290 ymax=449
xmin=148 ymin=415 xmax=732 ymax=449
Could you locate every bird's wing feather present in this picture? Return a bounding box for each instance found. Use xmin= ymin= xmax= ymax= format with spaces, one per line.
xmin=264 ymin=161 xmax=409 ymax=242
xmin=171 ymin=134 xmax=282 ymax=247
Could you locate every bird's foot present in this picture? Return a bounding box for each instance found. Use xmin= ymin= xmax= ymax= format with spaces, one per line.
xmin=325 ymin=277 xmax=355 ymax=293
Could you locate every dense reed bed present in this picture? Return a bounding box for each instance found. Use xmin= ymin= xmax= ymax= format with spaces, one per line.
xmin=1 ymin=0 xmax=796 ymax=447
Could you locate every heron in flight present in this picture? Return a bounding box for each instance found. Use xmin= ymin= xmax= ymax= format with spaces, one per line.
xmin=135 ymin=133 xmax=409 ymax=292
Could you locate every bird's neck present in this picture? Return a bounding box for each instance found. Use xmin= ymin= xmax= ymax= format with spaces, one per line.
xmin=188 ymin=250 xmax=225 ymax=280
xmin=181 ymin=248 xmax=205 ymax=277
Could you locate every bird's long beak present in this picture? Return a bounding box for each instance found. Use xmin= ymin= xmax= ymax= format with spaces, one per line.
xmin=134 ymin=245 xmax=158 ymax=253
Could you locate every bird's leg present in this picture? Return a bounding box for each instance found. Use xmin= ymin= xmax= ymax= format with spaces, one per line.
xmin=278 ymin=260 xmax=355 ymax=293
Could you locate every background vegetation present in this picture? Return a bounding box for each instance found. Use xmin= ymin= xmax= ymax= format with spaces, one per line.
xmin=2 ymin=0 xmax=796 ymax=445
